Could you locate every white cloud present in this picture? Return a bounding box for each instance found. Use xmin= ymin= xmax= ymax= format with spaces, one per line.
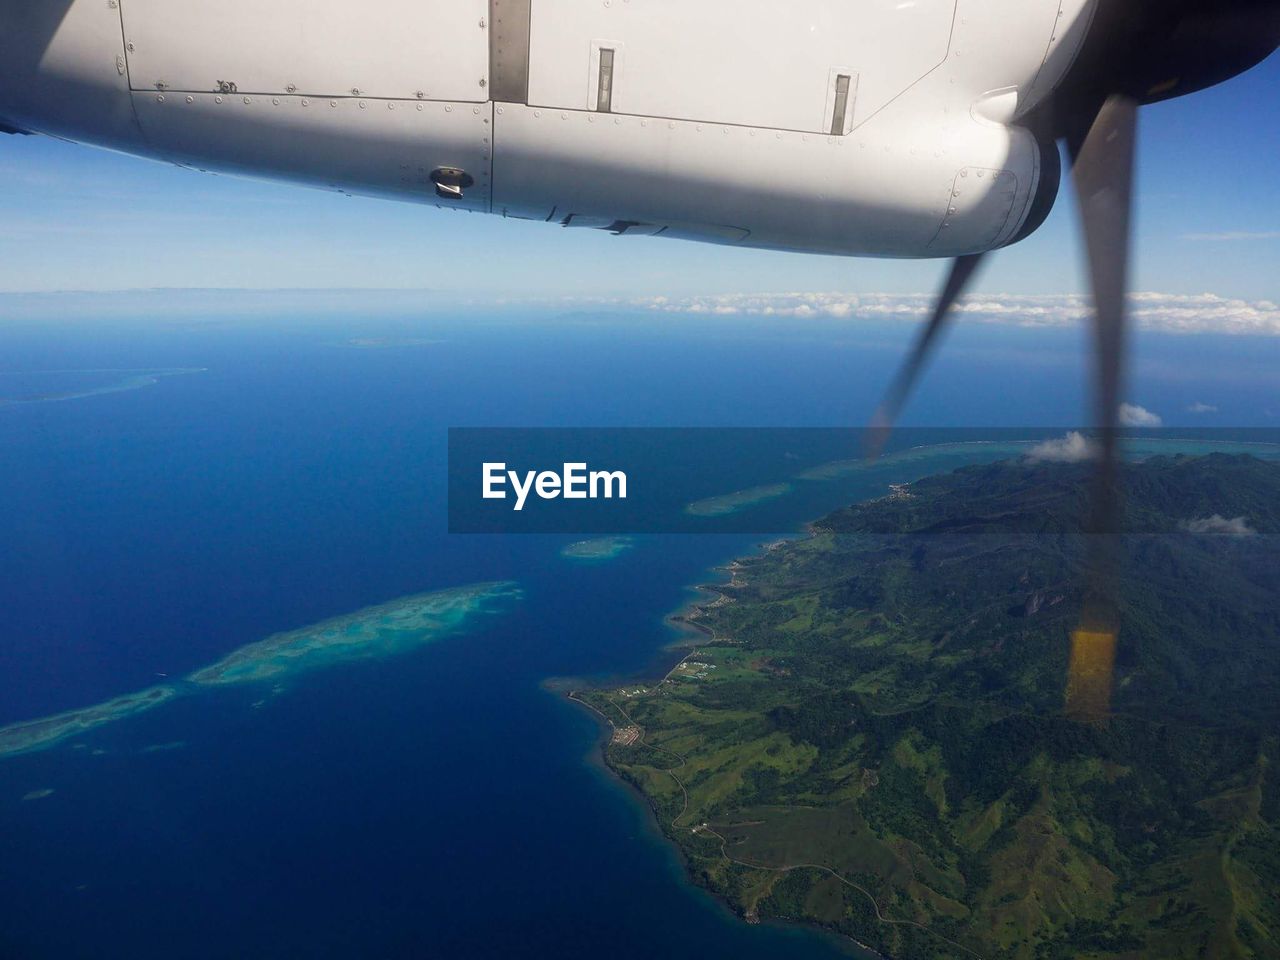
xmin=1186 ymin=401 xmax=1218 ymax=414
xmin=629 ymin=291 xmax=1280 ymax=336
xmin=1180 ymin=515 xmax=1258 ymax=537
xmin=1118 ymin=403 xmax=1163 ymax=427
xmin=1180 ymin=231 xmax=1280 ymax=242
xmin=1026 ymin=431 xmax=1097 ymax=463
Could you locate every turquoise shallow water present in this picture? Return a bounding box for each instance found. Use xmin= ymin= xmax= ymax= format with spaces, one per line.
xmin=0 ymin=313 xmax=1276 ymax=959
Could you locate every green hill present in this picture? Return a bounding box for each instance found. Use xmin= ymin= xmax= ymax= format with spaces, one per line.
xmin=579 ymin=454 xmax=1280 ymax=959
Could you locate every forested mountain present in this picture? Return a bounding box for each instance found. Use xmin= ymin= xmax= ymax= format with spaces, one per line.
xmin=582 ymin=454 xmax=1280 ymax=959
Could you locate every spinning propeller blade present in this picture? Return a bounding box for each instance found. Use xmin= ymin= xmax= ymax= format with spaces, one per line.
xmin=865 ymin=253 xmax=985 ymax=459
xmin=1065 ymin=94 xmax=1138 ymax=719
xmin=870 ymin=96 xmax=1140 ymax=717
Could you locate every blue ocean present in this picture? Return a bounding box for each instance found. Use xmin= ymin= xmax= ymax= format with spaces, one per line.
xmin=1 ymin=309 xmax=1276 ymax=959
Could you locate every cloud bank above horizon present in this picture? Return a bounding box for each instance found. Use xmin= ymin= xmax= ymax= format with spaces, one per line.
xmin=631 ymin=291 xmax=1280 ymax=336
xmin=2 ymin=287 xmax=1277 ymax=337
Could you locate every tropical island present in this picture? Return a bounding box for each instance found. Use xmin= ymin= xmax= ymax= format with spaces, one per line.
xmin=686 ymin=483 xmax=793 ymax=518
xmin=0 ymin=581 xmax=521 ymax=760
xmin=577 ymin=453 xmax=1280 ymax=960
xmin=560 ymin=536 xmax=636 ymax=562
xmin=0 ymin=367 xmax=205 ymax=407
xmin=0 ymin=686 xmax=180 ymax=760
xmin=187 ymin=582 xmax=520 ymax=686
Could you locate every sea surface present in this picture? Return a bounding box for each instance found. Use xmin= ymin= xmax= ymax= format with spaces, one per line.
xmin=0 ymin=309 xmax=1277 ymax=959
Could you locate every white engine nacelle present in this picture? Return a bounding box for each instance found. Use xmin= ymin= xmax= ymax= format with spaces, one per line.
xmin=0 ymin=0 xmax=1094 ymax=258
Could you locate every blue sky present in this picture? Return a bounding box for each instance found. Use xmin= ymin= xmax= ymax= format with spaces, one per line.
xmin=0 ymin=53 xmax=1276 ymax=305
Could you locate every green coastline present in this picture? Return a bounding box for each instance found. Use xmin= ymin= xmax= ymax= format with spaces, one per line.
xmin=578 ymin=451 xmax=1280 ymax=960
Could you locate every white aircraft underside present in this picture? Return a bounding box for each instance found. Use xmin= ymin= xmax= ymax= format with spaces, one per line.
xmin=1 ymin=0 xmax=1098 ymax=258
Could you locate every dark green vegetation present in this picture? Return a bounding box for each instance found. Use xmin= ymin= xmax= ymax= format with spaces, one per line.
xmin=580 ymin=454 xmax=1280 ymax=959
